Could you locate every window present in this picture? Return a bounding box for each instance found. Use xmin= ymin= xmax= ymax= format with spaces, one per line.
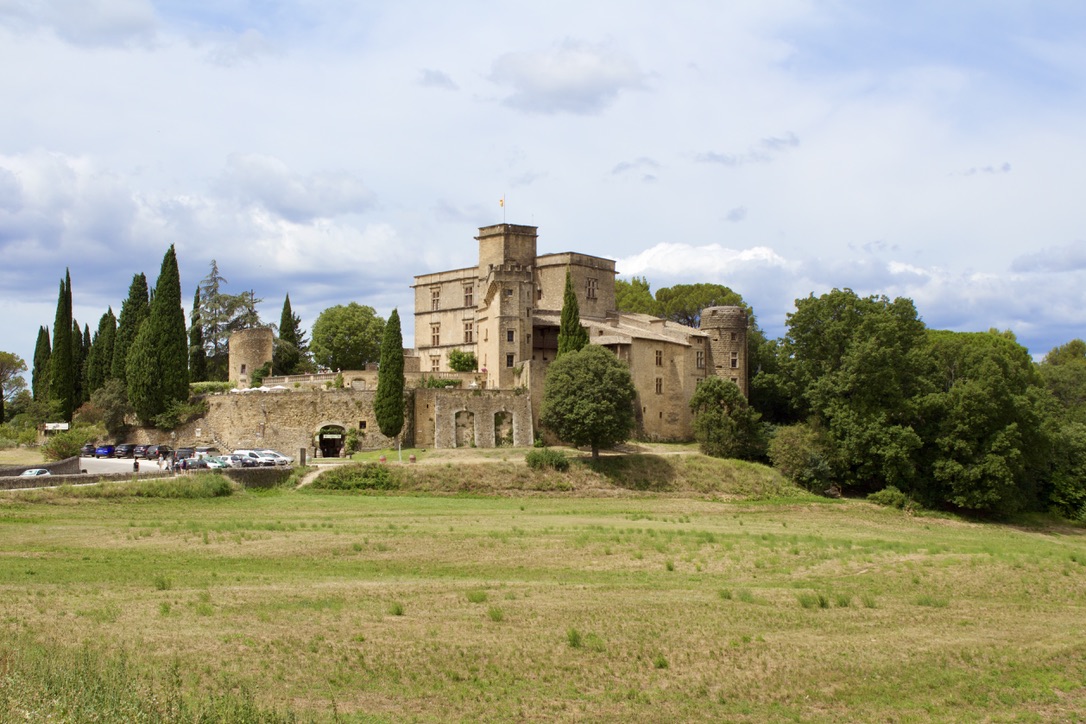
xmin=537 ymin=288 xmax=543 ymax=300
xmin=730 ymin=332 xmax=737 ymax=341
xmin=359 ymin=421 xmax=367 ymax=430
xmin=507 ymin=329 xmax=515 ymax=343
xmin=431 ymin=324 xmax=440 ymax=347
xmin=696 ymin=350 xmax=705 ymax=369
xmin=431 ymin=287 xmax=440 ymax=311
xmin=526 ymin=307 xmax=532 ymax=316
xmin=655 ymin=350 xmax=663 ymax=366
xmin=430 ymin=356 xmax=440 ymax=372
xmin=504 ymin=287 xmax=513 ymax=297
xmin=240 ymin=364 xmax=247 ymax=374
xmin=506 ymin=353 xmax=515 ymax=368
xmin=655 ymin=377 xmax=663 ymax=395
xmin=586 ymin=277 xmax=598 ymax=300
xmin=464 ymin=285 xmax=473 ymax=307
xmin=464 ymin=321 xmax=474 ymax=344
xmin=730 ymin=352 xmax=739 ymax=369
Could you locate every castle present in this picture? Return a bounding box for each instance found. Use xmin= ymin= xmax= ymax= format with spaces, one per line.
xmin=210 ymin=223 xmax=748 ymax=454
xmin=410 ymin=223 xmax=748 ymax=442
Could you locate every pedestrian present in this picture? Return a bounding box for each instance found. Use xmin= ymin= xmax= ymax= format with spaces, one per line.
xmin=133 ymin=459 xmax=139 ymax=474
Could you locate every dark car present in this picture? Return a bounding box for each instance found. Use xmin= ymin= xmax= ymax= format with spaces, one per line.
xmin=94 ymin=444 xmax=116 ymax=458
xmin=133 ymin=444 xmax=149 ymax=458
xmin=113 ymin=444 xmax=137 ymax=458
xmin=174 ymin=447 xmax=196 ymax=460
xmin=145 ymin=445 xmax=173 ymax=460
xmin=184 ymin=457 xmax=210 ymax=470
xmin=80 ymin=443 xmax=97 ymax=457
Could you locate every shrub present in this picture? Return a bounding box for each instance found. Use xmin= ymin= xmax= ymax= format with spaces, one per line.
xmin=153 ymin=398 xmax=207 ymax=430
xmin=388 ymin=602 xmax=404 ymax=616
xmin=448 ymin=349 xmax=478 ymax=372
xmin=868 ymin=485 xmax=915 ymax=510
xmin=310 ymin=463 xmax=399 ymax=491
xmin=768 ymin=423 xmax=836 ymax=493
xmin=190 ymin=380 xmax=236 ymax=395
xmin=567 ymin=628 xmax=583 ymax=649
xmin=41 ymin=426 xmax=102 ymax=461
xmin=487 ymin=606 xmax=504 ymax=622
xmin=526 ymin=448 xmax=569 ymax=472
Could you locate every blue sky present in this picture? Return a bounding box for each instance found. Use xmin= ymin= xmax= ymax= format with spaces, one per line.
xmin=2 ymin=0 xmax=1085 ymax=377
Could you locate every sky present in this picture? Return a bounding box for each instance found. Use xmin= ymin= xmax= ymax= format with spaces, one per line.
xmin=2 ymin=0 xmax=1086 ymax=379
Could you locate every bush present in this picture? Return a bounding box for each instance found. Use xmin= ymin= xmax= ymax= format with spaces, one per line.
xmin=867 ymin=485 xmax=914 ymax=510
xmin=310 ymin=463 xmax=399 ymax=491
xmin=447 ymin=349 xmax=478 ymax=372
xmin=41 ymin=426 xmax=103 ymax=461
xmin=153 ymin=398 xmax=208 ymax=430
xmin=526 ymin=448 xmax=569 ymax=472
xmin=768 ymin=423 xmax=835 ymax=493
xmin=190 ymin=380 xmax=236 ymax=395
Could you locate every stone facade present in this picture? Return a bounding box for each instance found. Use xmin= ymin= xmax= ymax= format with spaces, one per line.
xmin=228 ymin=327 xmax=274 ymax=389
xmin=413 ymin=388 xmax=533 ymax=449
xmin=412 ymin=223 xmax=749 ymax=441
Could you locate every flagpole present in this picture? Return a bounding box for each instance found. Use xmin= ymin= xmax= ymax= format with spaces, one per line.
xmin=501 ymin=194 xmax=506 ymax=223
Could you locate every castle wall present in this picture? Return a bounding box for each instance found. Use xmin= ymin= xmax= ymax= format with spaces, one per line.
xmin=413 ymin=387 xmax=533 ymax=448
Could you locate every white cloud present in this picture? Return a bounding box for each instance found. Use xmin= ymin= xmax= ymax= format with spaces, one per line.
xmin=490 ymin=39 xmax=647 ymax=114
xmin=0 ymin=0 xmax=158 ymax=46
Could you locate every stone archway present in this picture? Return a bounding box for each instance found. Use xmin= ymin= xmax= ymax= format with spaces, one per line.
xmin=317 ymin=424 xmax=346 ymax=458
xmin=454 ymin=410 xmax=475 ymax=448
xmin=494 ymin=410 xmax=513 ymax=447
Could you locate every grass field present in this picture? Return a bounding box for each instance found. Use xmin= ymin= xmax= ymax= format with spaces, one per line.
xmin=1 ymin=457 xmax=1085 ymax=722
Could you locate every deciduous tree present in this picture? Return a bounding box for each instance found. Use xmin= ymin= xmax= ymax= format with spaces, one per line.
xmin=310 ymin=303 xmax=385 ymax=371
xmin=689 ymin=376 xmax=766 ymax=460
xmin=540 ymin=345 xmax=636 ymax=460
xmin=0 ymin=351 xmax=28 ymax=423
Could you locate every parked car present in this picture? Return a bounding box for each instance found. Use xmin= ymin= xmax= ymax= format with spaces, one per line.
xmin=232 ymin=449 xmax=277 ymax=467
xmin=113 ymin=444 xmax=137 ymax=458
xmin=184 ymin=457 xmax=210 ymax=470
xmin=133 ymin=444 xmax=149 ymax=458
xmin=94 ymin=444 xmax=116 ymax=458
xmin=195 ymin=446 xmax=221 ymax=460
xmin=145 ymin=444 xmax=173 ymax=460
xmin=80 ymin=443 xmax=97 ymax=457
xmin=204 ymin=456 xmax=229 ymax=469
xmin=259 ymin=449 xmax=293 ymax=466
xmin=174 ymin=447 xmax=196 ymax=461
xmin=19 ymin=468 xmax=51 ymax=477
xmin=220 ymin=453 xmax=254 ymax=468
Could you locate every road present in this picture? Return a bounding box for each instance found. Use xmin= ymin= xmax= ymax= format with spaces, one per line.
xmin=79 ymin=455 xmax=165 ymax=475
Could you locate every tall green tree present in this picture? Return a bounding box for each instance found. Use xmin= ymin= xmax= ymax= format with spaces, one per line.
xmin=84 ymin=309 xmax=116 ymax=395
xmin=614 ymin=276 xmax=661 ymax=316
xmin=540 ymin=345 xmax=637 ymax=460
xmin=310 ymin=303 xmax=385 ymax=371
xmin=32 ymin=325 xmax=50 ymax=401
xmin=127 ymin=246 xmax=189 ymax=425
xmin=556 ymin=269 xmax=588 ymax=359
xmin=917 ymin=330 xmax=1050 ymax=513
xmin=0 ymin=351 xmax=28 ymax=423
xmin=72 ymin=320 xmax=88 ymax=407
xmin=49 ymin=271 xmax=75 ymax=421
xmin=374 ymin=308 xmax=405 ymax=440
xmin=272 ymin=294 xmax=308 ymax=376
xmin=112 ymin=273 xmax=150 ymax=384
xmin=781 ymin=288 xmax=930 ymax=492
xmin=689 ymin=376 xmax=766 ymax=461
xmin=196 ymin=261 xmax=263 ymax=380
xmin=188 ymin=287 xmax=208 ymax=382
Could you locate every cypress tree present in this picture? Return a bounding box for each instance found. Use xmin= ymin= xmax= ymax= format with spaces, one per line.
xmin=71 ymin=319 xmax=87 ymax=407
xmin=112 ymin=273 xmax=150 ymax=384
xmin=273 ymin=293 xmax=306 ymax=376
xmin=556 ymin=269 xmax=589 ymax=358
xmin=32 ymin=326 xmax=51 ymax=401
xmin=128 ymin=246 xmax=189 ymax=424
xmin=49 ymin=271 xmax=74 ymax=420
xmin=188 ymin=287 xmax=208 ymax=382
xmin=374 ymin=308 xmax=405 ymax=440
xmin=85 ymin=309 xmax=117 ymax=395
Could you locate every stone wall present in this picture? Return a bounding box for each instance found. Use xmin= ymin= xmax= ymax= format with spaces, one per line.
xmin=0 ymin=455 xmax=82 ymax=479
xmin=413 ymin=388 xmax=534 ymax=448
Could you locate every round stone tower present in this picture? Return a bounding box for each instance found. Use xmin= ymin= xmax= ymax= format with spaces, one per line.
xmin=228 ymin=327 xmax=274 ymax=389
xmin=698 ymin=306 xmax=749 ymax=396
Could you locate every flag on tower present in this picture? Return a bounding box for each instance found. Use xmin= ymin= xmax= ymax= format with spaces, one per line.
xmin=499 ymin=197 xmax=504 ymax=207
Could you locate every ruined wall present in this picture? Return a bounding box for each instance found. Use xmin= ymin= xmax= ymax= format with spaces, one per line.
xmin=413 ymin=388 xmax=534 ymax=449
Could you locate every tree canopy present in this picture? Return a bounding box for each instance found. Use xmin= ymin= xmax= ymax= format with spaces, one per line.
xmin=310 ymin=303 xmax=385 ymax=371
xmin=0 ymin=351 xmax=28 ymax=423
xmin=689 ymin=376 xmax=765 ymax=461
xmin=540 ymin=345 xmax=637 ymax=459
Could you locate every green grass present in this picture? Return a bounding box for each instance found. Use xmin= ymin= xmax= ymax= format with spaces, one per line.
xmin=1 ymin=480 xmax=1085 ymax=721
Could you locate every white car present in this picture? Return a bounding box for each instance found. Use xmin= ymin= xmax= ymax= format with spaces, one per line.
xmin=259 ymin=449 xmax=293 ymax=466
xmin=232 ymin=450 xmax=277 ymax=467
xmin=19 ymin=468 xmax=52 ymax=477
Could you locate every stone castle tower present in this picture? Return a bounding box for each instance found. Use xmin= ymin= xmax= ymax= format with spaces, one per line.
xmin=228 ymin=327 xmax=274 ymax=389
xmin=475 ymin=224 xmax=538 ymax=390
xmin=699 ymin=306 xmax=749 ymax=396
